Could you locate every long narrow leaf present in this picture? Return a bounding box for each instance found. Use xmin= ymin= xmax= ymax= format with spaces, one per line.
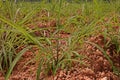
xmin=0 ymin=16 xmax=43 ymax=48
xmin=5 ymin=46 xmax=32 ymax=80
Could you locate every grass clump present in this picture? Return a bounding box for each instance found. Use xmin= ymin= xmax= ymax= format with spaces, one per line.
xmin=0 ymin=0 xmax=120 ymax=80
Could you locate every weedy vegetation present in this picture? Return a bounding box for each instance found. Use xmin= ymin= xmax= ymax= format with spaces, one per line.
xmin=0 ymin=0 xmax=120 ymax=80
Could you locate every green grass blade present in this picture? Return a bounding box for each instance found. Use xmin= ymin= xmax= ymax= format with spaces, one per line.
xmin=5 ymin=46 xmax=32 ymax=80
xmin=36 ymin=58 xmax=44 ymax=80
xmin=0 ymin=16 xmax=43 ymax=47
xmin=85 ymin=41 xmax=118 ymax=74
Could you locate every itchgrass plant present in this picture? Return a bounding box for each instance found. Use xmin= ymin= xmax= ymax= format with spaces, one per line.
xmin=86 ymin=23 xmax=120 ymax=75
xmin=85 ymin=0 xmax=120 ymax=76
xmin=0 ymin=0 xmax=44 ymax=80
xmin=36 ymin=0 xmax=104 ymax=79
xmin=36 ymin=0 xmax=89 ymax=79
xmin=0 ymin=0 xmax=120 ymax=80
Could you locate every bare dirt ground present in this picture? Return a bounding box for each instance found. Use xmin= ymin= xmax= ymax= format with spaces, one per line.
xmin=0 ymin=21 xmax=120 ymax=80
xmin=0 ymin=35 xmax=120 ymax=80
xmin=54 ymin=35 xmax=120 ymax=80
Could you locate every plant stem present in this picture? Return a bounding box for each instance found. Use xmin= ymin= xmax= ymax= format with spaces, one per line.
xmin=55 ymin=0 xmax=62 ymax=65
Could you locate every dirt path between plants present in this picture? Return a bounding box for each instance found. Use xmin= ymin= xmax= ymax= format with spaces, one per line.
xmin=0 ymin=34 xmax=120 ymax=80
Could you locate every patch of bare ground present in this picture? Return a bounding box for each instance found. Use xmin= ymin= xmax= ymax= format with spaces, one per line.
xmin=10 ymin=48 xmax=38 ymax=80
xmin=3 ymin=35 xmax=118 ymax=80
xmin=54 ymin=35 xmax=120 ymax=80
xmin=0 ymin=50 xmax=37 ymax=80
xmin=0 ymin=20 xmax=119 ymax=80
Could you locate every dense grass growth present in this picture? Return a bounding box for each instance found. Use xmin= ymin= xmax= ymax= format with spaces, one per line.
xmin=0 ymin=0 xmax=120 ymax=79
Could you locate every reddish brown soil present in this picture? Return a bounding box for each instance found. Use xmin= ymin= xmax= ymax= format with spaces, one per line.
xmin=0 ymin=35 xmax=119 ymax=80
xmin=0 ymin=21 xmax=120 ymax=80
xmin=53 ymin=35 xmax=120 ymax=80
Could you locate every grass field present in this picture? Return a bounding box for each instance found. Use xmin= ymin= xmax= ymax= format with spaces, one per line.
xmin=0 ymin=0 xmax=120 ymax=80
